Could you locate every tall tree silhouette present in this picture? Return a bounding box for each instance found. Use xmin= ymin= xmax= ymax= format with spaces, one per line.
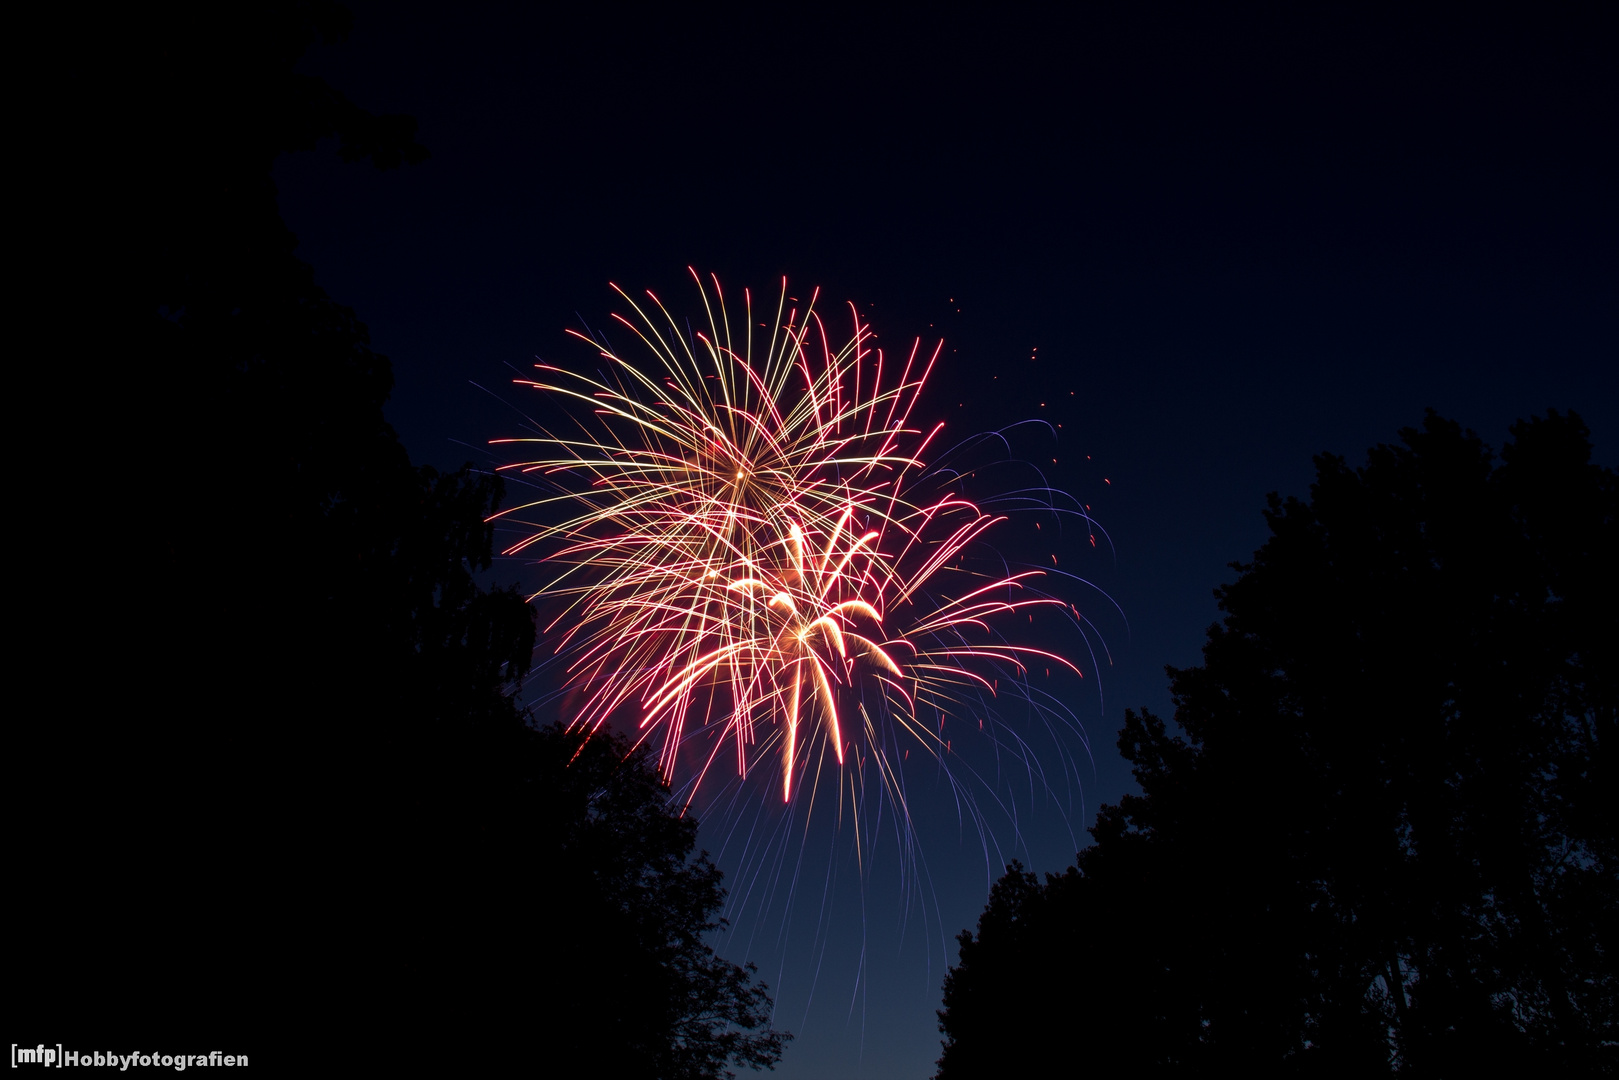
xmin=17 ymin=5 xmax=789 ymax=1071
xmin=19 ymin=0 xmax=520 ymax=1047
xmin=936 ymin=411 xmax=1615 ymax=1077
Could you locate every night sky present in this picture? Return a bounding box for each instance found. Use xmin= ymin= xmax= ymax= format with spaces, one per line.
xmin=274 ymin=7 xmax=1614 ymax=1075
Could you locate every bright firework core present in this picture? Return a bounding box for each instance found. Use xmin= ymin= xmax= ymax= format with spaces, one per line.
xmin=494 ymin=270 xmax=1083 ymax=809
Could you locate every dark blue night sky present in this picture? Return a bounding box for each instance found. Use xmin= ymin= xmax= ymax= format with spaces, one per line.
xmin=271 ymin=7 xmax=1615 ymax=1074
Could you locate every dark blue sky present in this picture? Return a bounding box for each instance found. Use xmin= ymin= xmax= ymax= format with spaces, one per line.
xmin=275 ymin=6 xmax=1614 ymax=1075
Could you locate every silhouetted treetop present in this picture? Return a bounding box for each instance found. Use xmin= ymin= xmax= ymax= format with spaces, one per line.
xmin=937 ymin=410 xmax=1615 ymax=1077
xmin=502 ymin=724 xmax=792 ymax=1079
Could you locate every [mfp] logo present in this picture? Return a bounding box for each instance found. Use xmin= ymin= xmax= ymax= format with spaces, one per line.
xmin=10 ymin=1047 xmax=60 ymax=1068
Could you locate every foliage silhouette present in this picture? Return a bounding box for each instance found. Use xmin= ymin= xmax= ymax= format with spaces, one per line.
xmin=491 ymin=723 xmax=791 ymax=1078
xmin=17 ymin=4 xmax=788 ymax=1072
xmin=936 ymin=411 xmax=1615 ymax=1077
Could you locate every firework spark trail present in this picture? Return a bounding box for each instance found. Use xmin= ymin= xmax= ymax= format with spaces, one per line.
xmin=494 ymin=270 xmax=1090 ymax=832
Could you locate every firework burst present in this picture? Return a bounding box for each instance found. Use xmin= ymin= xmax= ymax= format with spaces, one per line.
xmin=493 ymin=270 xmax=1084 ymax=812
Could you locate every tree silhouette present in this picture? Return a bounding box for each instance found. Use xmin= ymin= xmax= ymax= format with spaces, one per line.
xmin=937 ymin=410 xmax=1615 ymax=1077
xmin=17 ymin=5 xmax=789 ymax=1070
xmin=470 ymin=723 xmax=791 ymax=1078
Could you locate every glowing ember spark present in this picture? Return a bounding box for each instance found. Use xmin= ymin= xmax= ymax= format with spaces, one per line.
xmin=493 ymin=270 xmax=1079 ymax=803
